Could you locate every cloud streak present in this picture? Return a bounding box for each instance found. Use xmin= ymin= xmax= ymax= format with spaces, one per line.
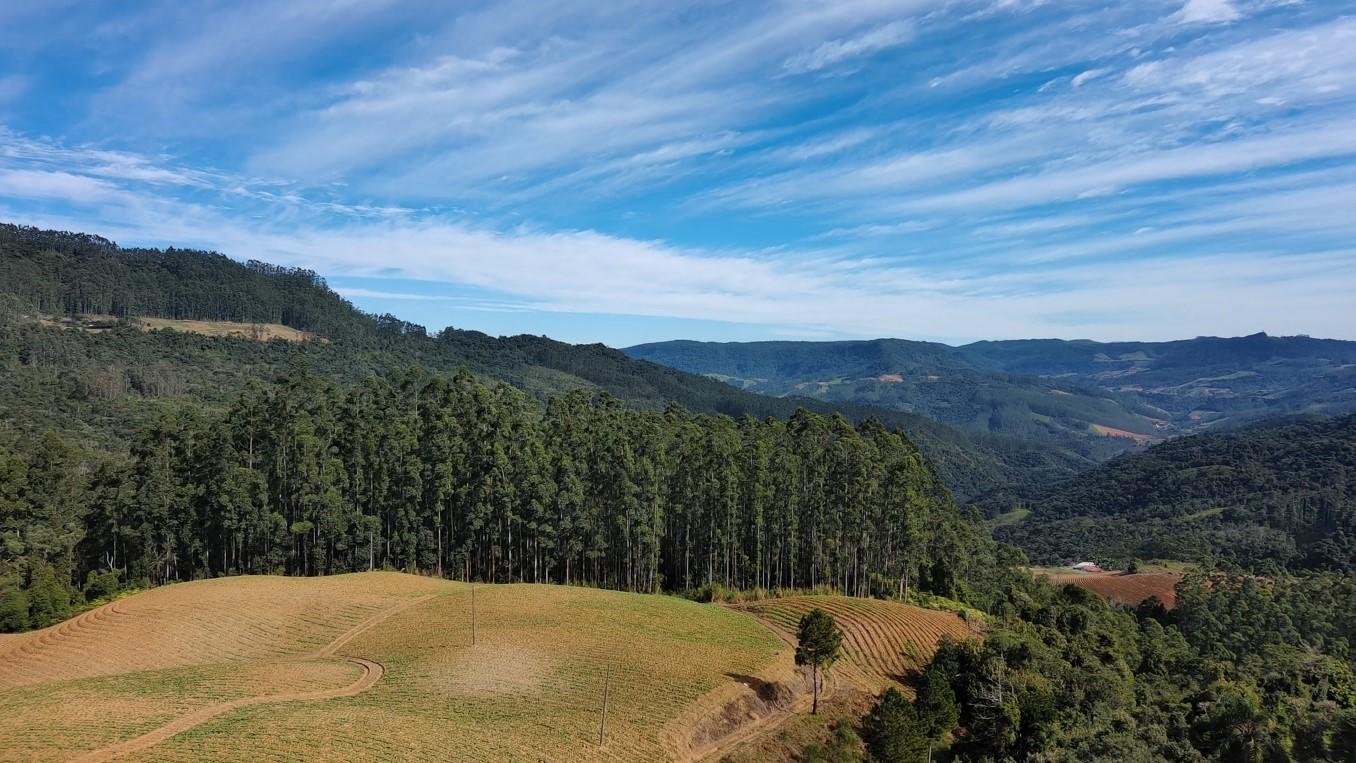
xmin=0 ymin=0 xmax=1353 ymax=343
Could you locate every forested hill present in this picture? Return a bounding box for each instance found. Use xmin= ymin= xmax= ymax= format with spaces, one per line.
xmin=0 ymin=224 xmax=371 ymax=339
xmin=993 ymin=414 xmax=1356 ymax=571
xmin=0 ymin=222 xmax=1079 ymax=499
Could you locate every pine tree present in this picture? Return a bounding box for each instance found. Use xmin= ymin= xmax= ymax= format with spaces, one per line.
xmin=915 ymin=669 xmax=958 ymax=757
xmin=863 ymin=687 xmax=929 ymax=763
xmin=795 ymin=607 xmax=843 ymax=714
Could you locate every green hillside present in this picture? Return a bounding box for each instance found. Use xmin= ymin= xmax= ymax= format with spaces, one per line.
xmin=993 ymin=414 xmax=1356 ymax=570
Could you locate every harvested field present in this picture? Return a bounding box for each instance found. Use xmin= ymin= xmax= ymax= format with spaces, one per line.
xmin=0 ymin=573 xmax=443 ymax=690
xmin=1040 ymin=570 xmax=1183 ymax=608
xmin=136 ymin=318 xmax=315 ymax=343
xmin=733 ymin=596 xmax=977 ymax=694
xmin=0 ymin=574 xmax=787 ymax=762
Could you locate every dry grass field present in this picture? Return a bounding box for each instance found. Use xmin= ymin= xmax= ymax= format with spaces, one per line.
xmin=733 ymin=596 xmax=978 ymax=694
xmin=1039 ymin=569 xmax=1184 ymax=608
xmin=36 ymin=313 xmax=317 ymax=342
xmin=135 ymin=317 xmax=315 ymax=342
xmin=0 ymin=573 xmax=790 ymax=762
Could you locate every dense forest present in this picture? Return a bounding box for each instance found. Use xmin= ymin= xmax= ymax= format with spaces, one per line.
xmin=0 ymin=367 xmax=1003 ymax=631
xmin=911 ymin=572 xmax=1356 ymax=761
xmin=0 ymin=222 xmax=1085 ymax=500
xmin=992 ymin=414 xmax=1356 ymax=570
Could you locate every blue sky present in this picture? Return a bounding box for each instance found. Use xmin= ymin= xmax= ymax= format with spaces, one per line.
xmin=1 ymin=0 xmax=1354 ymax=346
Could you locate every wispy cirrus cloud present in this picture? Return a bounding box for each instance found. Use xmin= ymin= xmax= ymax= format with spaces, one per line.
xmin=0 ymin=0 xmax=1353 ymax=343
xmin=1175 ymin=0 xmax=1242 ymax=25
xmin=783 ymin=21 xmax=915 ymax=74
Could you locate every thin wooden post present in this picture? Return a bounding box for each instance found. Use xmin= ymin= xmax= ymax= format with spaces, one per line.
xmin=470 ymin=582 xmax=477 ymax=646
xmin=598 ymin=664 xmax=612 ymax=746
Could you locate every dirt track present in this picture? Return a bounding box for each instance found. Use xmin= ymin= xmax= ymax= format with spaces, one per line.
xmin=70 ymin=594 xmax=438 ymax=762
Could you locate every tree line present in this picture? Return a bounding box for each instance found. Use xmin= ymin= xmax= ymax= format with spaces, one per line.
xmin=0 ymin=367 xmax=998 ymax=631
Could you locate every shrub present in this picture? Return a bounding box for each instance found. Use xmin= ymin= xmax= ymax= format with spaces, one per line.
xmin=83 ymin=569 xmax=122 ymax=602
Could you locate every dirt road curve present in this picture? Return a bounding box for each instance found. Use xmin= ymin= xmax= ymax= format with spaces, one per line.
xmin=71 ymin=594 xmax=438 ymax=762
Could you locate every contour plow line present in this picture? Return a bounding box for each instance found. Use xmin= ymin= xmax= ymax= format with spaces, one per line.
xmin=72 ymin=593 xmax=439 ymax=763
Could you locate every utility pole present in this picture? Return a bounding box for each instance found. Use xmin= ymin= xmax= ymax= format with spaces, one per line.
xmin=598 ymin=664 xmax=612 ymax=746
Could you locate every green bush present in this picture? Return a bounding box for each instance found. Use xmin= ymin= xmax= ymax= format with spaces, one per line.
xmin=25 ymin=561 xmax=71 ymax=627
xmin=83 ymin=568 xmax=122 ymax=602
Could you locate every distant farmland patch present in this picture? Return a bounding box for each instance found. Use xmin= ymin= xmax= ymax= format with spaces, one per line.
xmin=1088 ymin=423 xmax=1154 ymax=444
xmin=1037 ymin=569 xmax=1183 ymax=608
xmin=37 ymin=313 xmax=318 ymax=343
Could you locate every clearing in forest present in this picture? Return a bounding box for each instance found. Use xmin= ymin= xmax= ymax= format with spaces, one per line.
xmin=0 ymin=573 xmax=789 ymax=762
xmin=1039 ymin=569 xmax=1184 ymax=608
xmin=135 ymin=317 xmax=316 ymax=342
xmin=733 ymin=596 xmax=978 ymax=694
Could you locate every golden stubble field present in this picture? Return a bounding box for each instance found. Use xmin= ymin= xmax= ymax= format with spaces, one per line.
xmin=0 ymin=573 xmax=788 ymax=762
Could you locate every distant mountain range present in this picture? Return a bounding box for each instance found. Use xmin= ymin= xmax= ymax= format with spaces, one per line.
xmin=625 ymin=335 xmax=1356 ymax=460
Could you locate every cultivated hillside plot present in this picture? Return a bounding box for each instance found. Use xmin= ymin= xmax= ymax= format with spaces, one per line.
xmin=0 ymin=573 xmax=787 ymax=762
xmin=734 ymin=596 xmax=977 ymax=693
xmin=1039 ymin=569 xmax=1184 ymax=608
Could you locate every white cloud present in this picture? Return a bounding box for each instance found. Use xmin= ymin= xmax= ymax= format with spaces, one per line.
xmin=905 ymin=120 xmax=1356 ymax=212
xmin=1174 ymin=0 xmax=1242 ymax=25
xmin=5 ymin=158 xmax=1354 ymax=343
xmin=1070 ymin=68 xmax=1109 ymax=87
xmin=783 ymin=20 xmax=915 ymax=74
xmin=0 ymin=169 xmax=123 ymax=204
xmin=3 ymin=3 xmax=1356 ymax=343
xmin=332 ymin=287 xmax=454 ymax=301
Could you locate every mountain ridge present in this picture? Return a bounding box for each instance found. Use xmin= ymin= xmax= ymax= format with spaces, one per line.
xmin=626 ymin=334 xmax=1356 ymax=459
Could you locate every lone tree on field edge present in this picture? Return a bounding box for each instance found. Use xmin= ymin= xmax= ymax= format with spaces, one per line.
xmin=795 ymin=607 xmax=843 ymax=714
